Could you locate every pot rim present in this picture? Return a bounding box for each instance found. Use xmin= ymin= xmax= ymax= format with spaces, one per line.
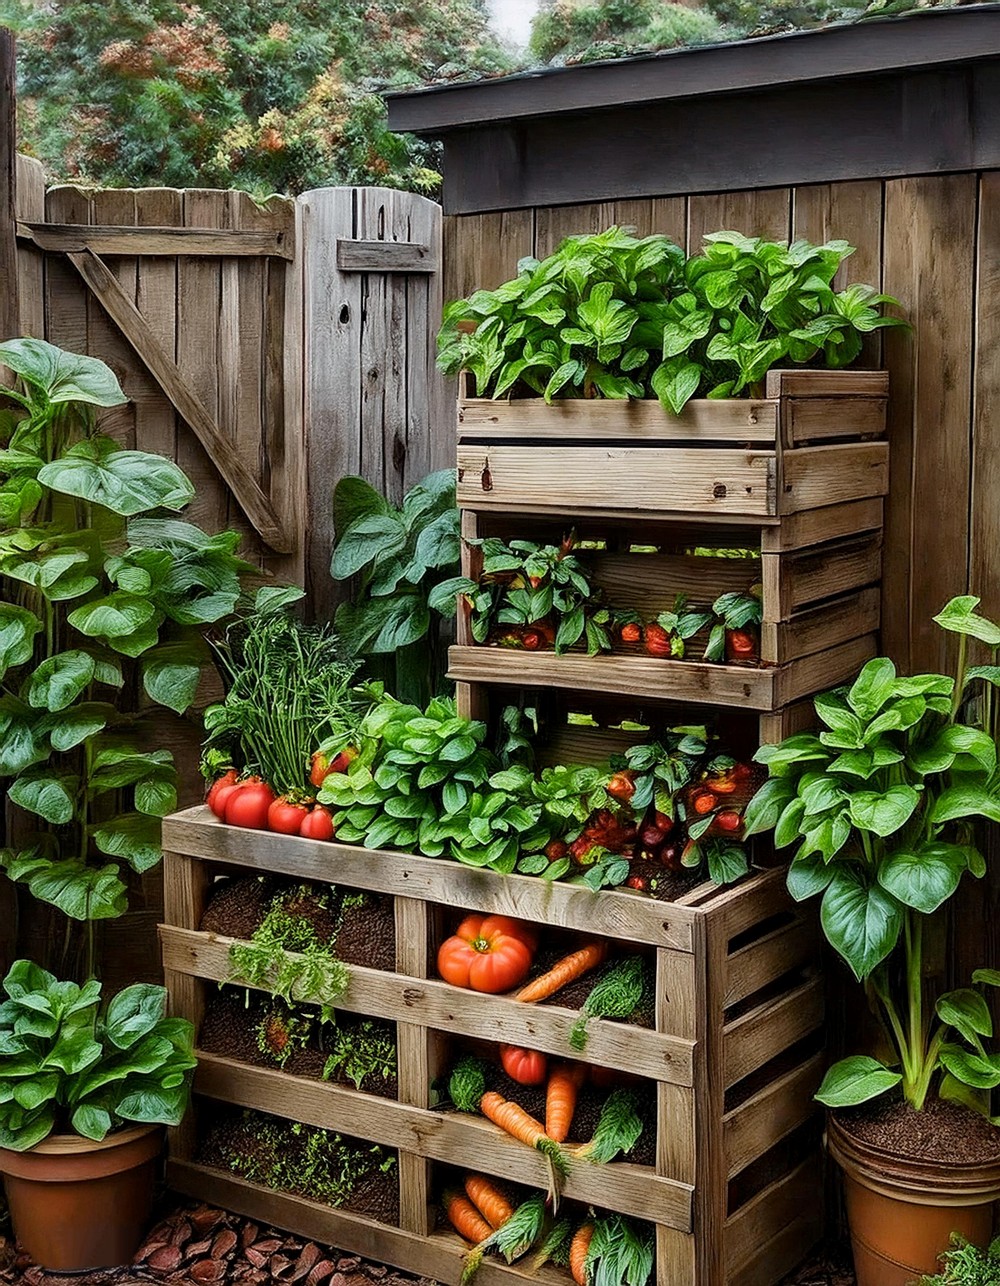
xmin=1 ymin=1122 xmax=161 ymax=1158
xmin=827 ymin=1112 xmax=1000 ymax=1202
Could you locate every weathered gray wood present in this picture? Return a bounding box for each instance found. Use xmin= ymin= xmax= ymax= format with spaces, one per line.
xmin=337 ymin=238 xmax=436 ymax=272
xmin=17 ymin=221 xmax=292 ymax=258
xmin=0 ymin=30 xmax=17 ymax=342
xmin=301 ymin=187 xmax=450 ymax=618
xmin=64 ymin=246 xmax=292 ymax=551
xmin=13 ymin=157 xmax=44 ymax=340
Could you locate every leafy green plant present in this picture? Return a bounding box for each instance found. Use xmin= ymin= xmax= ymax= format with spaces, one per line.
xmin=331 ymin=471 xmax=460 ymax=705
xmin=569 ymin=957 xmax=649 ymax=1051
xmin=0 ymin=959 xmax=196 ymax=1151
xmin=0 ymin=339 xmax=253 ymax=971
xmin=461 ymin=1192 xmax=549 ymax=1284
xmin=437 ymin=230 xmax=904 ymax=414
xmin=703 ymin=589 xmax=763 ymax=662
xmin=917 ymin=1234 xmax=1000 ymax=1286
xmin=204 ymin=592 xmax=363 ymax=794
xmin=433 ymin=534 xmax=609 ymax=655
xmin=322 ymin=1018 xmax=396 ymax=1091
xmin=744 ymin=596 xmax=1000 ymax=1113
xmin=586 ymin=1214 xmax=654 ymax=1286
xmin=227 ymin=884 xmax=349 ymax=1009
xmin=530 ymin=0 xmax=723 ymax=65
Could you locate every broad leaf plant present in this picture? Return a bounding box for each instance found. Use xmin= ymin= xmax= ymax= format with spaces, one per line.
xmin=744 ymin=596 xmax=1000 ymax=1116
xmin=0 ymin=339 xmax=254 ymax=972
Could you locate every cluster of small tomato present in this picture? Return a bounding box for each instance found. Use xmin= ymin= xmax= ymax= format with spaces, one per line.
xmin=533 ymin=759 xmax=759 ymax=894
xmin=203 ymin=746 xmax=357 ymax=842
xmin=492 ymin=616 xmax=759 ymax=662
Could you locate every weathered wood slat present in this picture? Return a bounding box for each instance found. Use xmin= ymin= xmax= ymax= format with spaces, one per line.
xmin=725 ymin=1159 xmax=823 ymax=1280
xmin=761 ymin=531 xmax=882 ymax=619
xmin=458 ymin=396 xmax=778 ymax=443
xmin=161 ymin=806 xmax=700 ymax=950
xmin=759 ymin=496 xmax=883 ymax=553
xmin=0 ymin=34 xmax=17 ymax=343
xmin=722 ymin=917 xmax=816 ymax=1010
xmin=723 ymin=1053 xmax=825 ymax=1180
xmin=761 ymin=588 xmax=881 ymax=665
xmin=336 ymin=238 xmax=436 ymax=272
xmin=457 ymin=444 xmax=777 ymax=517
xmin=764 ymin=369 xmax=889 ymax=398
xmin=17 ymin=221 xmax=293 ymax=258
xmin=778 ymin=441 xmax=889 ymax=513
xmin=192 ymin=1053 xmax=693 ymax=1227
xmin=723 ymin=977 xmax=824 ymax=1088
xmin=160 ymin=926 xmax=694 ymax=1083
xmin=64 ymin=247 xmax=292 ymax=551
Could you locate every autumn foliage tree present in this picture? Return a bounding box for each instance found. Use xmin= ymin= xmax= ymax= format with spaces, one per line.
xmin=2 ymin=0 xmax=512 ymax=195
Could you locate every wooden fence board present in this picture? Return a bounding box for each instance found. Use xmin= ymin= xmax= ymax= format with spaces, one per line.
xmin=13 ymin=155 xmax=44 ymax=339
xmin=0 ymin=30 xmax=16 ymax=342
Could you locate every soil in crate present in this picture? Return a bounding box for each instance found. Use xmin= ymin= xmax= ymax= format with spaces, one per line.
xmin=530 ymin=949 xmax=656 ymax=1022
xmin=199 ymin=988 xmax=399 ymax=1099
xmin=196 ymin=1105 xmax=400 ymax=1225
xmin=200 ymin=875 xmax=396 ymax=971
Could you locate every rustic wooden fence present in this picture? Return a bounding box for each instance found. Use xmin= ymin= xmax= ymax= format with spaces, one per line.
xmin=0 ymin=35 xmax=452 ymax=979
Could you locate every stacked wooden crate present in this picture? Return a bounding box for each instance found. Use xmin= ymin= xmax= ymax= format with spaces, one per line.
xmin=160 ymin=368 xmax=888 ymax=1286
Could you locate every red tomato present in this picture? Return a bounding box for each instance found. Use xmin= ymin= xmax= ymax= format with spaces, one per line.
xmin=714 ymin=810 xmax=743 ymax=834
xmin=311 ymin=746 xmax=358 ymax=788
xmin=299 ymin=806 xmax=335 ymax=841
xmin=309 ymin=752 xmax=331 ymax=789
xmin=206 ymin=770 xmax=238 ymax=818
xmin=500 ymin=1044 xmax=548 ymax=1086
xmin=224 ymin=780 xmax=275 ymax=830
xmin=436 ymin=914 xmax=537 ymax=993
xmin=268 ymin=797 xmax=310 ymax=835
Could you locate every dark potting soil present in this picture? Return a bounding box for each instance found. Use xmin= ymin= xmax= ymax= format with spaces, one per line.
xmin=335 ymin=894 xmax=396 ymax=971
xmin=526 ymin=949 xmax=655 ymax=1029
xmin=200 ymin=875 xmax=278 ymax=939
xmin=199 ymin=989 xmax=399 ymax=1099
xmin=197 ymin=1108 xmax=400 ymax=1226
xmin=836 ymin=1094 xmax=1000 ymax=1166
xmin=625 ymin=859 xmax=708 ymax=903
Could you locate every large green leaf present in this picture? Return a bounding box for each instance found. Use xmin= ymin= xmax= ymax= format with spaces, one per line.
xmin=330 ymin=513 xmax=407 ymax=580
xmin=846 ymin=657 xmax=898 ymax=719
xmin=141 ymin=642 xmax=206 ymax=715
xmin=9 ymin=767 xmax=78 ymax=824
xmin=0 ymin=604 xmax=43 ymax=681
xmin=25 ymin=650 xmax=95 ymax=712
xmin=104 ymin=984 xmax=167 ymax=1051
xmin=0 ymin=339 xmax=126 ymax=406
xmin=936 ymin=988 xmax=993 ymax=1044
xmin=92 ymin=813 xmax=163 ymax=873
xmin=847 ymin=784 xmax=920 ymax=837
xmin=332 ymin=475 xmax=390 ymax=541
xmin=820 ymin=865 xmax=903 ymax=980
xmin=877 ymin=841 xmax=971 ymax=914
xmin=933 ymin=595 xmax=1000 ymax=647
xmin=786 ymin=851 xmax=835 ymax=902
xmin=930 ymin=784 xmax=1000 ymax=826
xmin=815 ymin=1056 xmax=901 ymax=1108
xmin=938 ymin=1045 xmax=1000 ymax=1090
xmin=19 ymin=858 xmax=127 ymax=921
xmin=67 ymin=591 xmax=160 ymax=642
xmin=71 ymin=1104 xmax=112 ymax=1141
xmin=47 ymin=702 xmax=114 ymax=752
xmin=0 ymin=696 xmax=49 ymax=774
xmin=38 ymin=437 xmax=194 ymax=516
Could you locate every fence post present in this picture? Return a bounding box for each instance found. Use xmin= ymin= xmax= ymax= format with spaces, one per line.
xmin=0 ymin=28 xmax=19 ymax=342
xmin=299 ymin=186 xmax=451 ymax=621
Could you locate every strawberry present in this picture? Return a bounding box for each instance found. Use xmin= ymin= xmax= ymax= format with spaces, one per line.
xmin=726 ymin=627 xmax=759 ymax=663
xmin=521 ymin=629 xmax=542 ymax=650
xmin=620 ymin=622 xmax=642 ymax=644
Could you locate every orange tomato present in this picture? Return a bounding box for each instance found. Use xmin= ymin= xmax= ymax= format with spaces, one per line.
xmin=437 ymin=914 xmax=537 ymax=993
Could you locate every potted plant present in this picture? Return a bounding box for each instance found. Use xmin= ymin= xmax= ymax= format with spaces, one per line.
xmin=743 ymin=595 xmax=1000 ymax=1286
xmin=0 ymin=959 xmax=197 ymax=1270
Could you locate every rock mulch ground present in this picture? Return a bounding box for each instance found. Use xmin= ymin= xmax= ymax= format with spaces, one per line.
xmin=0 ymin=1201 xmax=855 ymax=1286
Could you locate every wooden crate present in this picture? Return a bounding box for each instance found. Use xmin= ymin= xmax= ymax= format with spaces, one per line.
xmin=453 ymin=498 xmax=883 ymax=715
xmin=161 ymin=807 xmax=825 ymax=1286
xmin=456 ymin=370 xmax=888 ymax=521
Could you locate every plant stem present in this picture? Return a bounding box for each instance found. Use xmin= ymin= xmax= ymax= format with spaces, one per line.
xmin=904 ymin=910 xmax=926 ymax=1109
xmin=951 ymin=630 xmax=969 ymax=721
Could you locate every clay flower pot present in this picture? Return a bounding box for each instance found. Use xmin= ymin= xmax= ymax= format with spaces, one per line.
xmin=827 ymin=1113 xmax=1000 ymax=1286
xmin=0 ymin=1123 xmax=163 ymax=1271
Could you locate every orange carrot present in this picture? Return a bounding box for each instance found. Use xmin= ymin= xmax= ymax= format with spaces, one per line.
xmin=446 ymin=1191 xmax=494 ymax=1244
xmin=464 ymin=1174 xmax=515 ymax=1231
xmin=570 ymin=1223 xmax=594 ymax=1286
xmin=515 ymin=941 xmax=609 ymax=1004
xmin=546 ymin=1063 xmax=585 ymax=1143
xmin=480 ymin=1091 xmax=550 ymax=1147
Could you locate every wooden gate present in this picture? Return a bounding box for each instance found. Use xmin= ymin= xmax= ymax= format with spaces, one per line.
xmin=2 ymin=135 xmax=451 ymax=980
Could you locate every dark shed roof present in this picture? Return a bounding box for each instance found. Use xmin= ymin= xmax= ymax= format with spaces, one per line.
xmin=386 ymin=7 xmax=1000 ymax=214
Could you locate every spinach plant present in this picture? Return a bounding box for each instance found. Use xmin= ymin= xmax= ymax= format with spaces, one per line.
xmin=330 ymin=470 xmax=460 ymax=706
xmin=744 ymin=596 xmax=1000 ymax=1113
xmin=0 ymin=958 xmax=196 ymax=1150
xmin=0 ymin=340 xmax=253 ymax=973
xmin=437 ymin=229 xmax=905 ymax=413
xmin=917 ymin=1235 xmax=1000 ymax=1286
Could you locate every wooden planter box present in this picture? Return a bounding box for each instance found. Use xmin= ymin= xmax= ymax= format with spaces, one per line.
xmin=161 ymin=808 xmax=824 ymax=1286
xmin=456 ymin=370 xmax=888 ymax=521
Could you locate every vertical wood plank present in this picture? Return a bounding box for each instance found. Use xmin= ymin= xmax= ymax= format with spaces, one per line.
xmin=655 ymin=946 xmax=699 ymax=1284
xmin=133 ymin=188 xmax=181 ymax=461
xmin=443 ymin=209 xmax=534 ymax=303
xmin=882 ymin=175 xmax=976 ymax=673
xmin=401 ymin=191 xmax=452 ymax=488
xmin=395 ymin=896 xmax=433 ymax=1236
xmin=87 ymin=187 xmax=138 ymax=447
xmin=14 ymin=155 xmax=45 ymax=339
xmin=0 ymin=30 xmax=17 ymax=341
xmin=686 ymin=189 xmax=792 ymax=255
xmin=792 ymin=180 xmax=884 ymax=366
xmin=534 ymin=202 xmax=610 ymax=258
xmin=272 ymin=195 xmax=305 ymax=588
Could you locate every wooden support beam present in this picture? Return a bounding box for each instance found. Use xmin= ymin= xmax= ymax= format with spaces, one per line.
xmin=65 ymin=247 xmax=293 ymax=553
xmin=0 ymin=30 xmax=19 ymax=341
xmin=336 ymin=238 xmax=436 ymax=273
xmin=17 ymin=221 xmax=293 ymax=259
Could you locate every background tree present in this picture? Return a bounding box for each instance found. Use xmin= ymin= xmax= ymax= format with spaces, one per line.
xmin=1 ymin=0 xmax=513 ymax=196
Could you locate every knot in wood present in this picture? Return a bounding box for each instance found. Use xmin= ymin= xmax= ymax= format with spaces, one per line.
xmin=712 ymin=483 xmax=727 ymax=499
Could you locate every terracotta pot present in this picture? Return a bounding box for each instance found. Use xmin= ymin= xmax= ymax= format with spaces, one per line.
xmin=0 ymin=1123 xmax=162 ymax=1271
xmin=827 ymin=1113 xmax=1000 ymax=1286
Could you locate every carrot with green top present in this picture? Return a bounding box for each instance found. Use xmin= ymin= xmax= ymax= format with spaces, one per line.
xmin=570 ymin=1223 xmax=595 ymax=1286
xmin=515 ymin=941 xmax=608 ymax=1004
xmin=460 ymin=1193 xmax=549 ymax=1286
